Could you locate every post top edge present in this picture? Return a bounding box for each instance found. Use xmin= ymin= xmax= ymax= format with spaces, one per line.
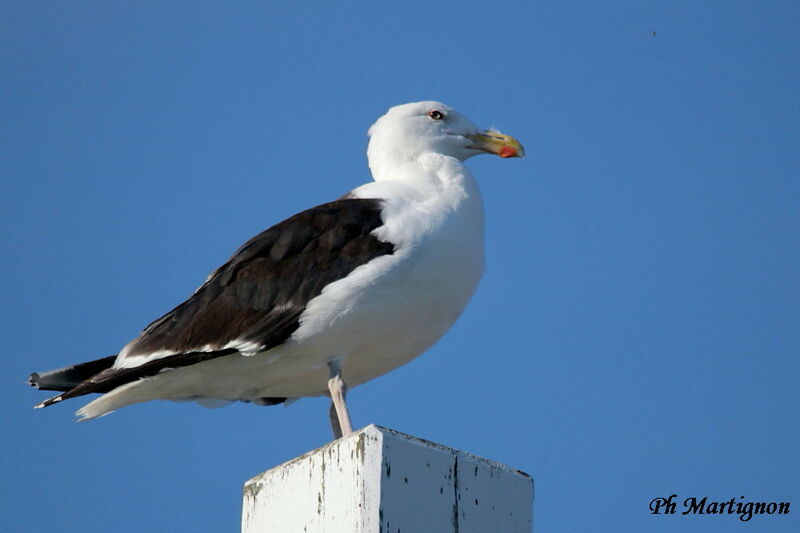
xmin=245 ymin=424 xmax=531 ymax=485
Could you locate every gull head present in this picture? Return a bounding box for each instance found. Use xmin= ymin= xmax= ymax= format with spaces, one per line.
xmin=367 ymin=101 xmax=524 ymax=170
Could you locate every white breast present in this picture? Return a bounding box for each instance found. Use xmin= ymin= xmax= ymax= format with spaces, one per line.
xmin=276 ymin=154 xmax=486 ymax=393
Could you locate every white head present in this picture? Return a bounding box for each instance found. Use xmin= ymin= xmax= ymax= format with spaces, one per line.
xmin=366 ymin=101 xmax=524 ymax=180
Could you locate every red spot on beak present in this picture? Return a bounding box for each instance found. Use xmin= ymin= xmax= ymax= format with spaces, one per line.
xmin=499 ymin=146 xmax=517 ymax=158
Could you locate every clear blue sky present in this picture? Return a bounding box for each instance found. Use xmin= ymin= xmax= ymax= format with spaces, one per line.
xmin=3 ymin=2 xmax=798 ymax=532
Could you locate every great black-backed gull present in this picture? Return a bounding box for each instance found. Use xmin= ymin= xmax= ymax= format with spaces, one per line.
xmin=29 ymin=101 xmax=524 ymax=437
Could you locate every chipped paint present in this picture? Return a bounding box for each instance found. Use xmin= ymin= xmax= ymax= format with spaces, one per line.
xmin=241 ymin=425 xmax=533 ymax=532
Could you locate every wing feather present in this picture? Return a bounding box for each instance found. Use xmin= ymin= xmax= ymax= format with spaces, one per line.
xmin=31 ymin=197 xmax=395 ymax=406
xmin=122 ymin=197 xmax=394 ymax=360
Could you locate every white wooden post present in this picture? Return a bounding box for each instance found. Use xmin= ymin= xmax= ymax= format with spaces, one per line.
xmin=242 ymin=424 xmax=533 ymax=532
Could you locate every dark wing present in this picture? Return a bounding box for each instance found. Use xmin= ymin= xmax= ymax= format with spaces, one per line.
xmin=31 ymin=198 xmax=395 ymax=406
xmin=29 ymin=355 xmax=117 ymax=392
xmin=128 ymin=197 xmax=394 ymax=356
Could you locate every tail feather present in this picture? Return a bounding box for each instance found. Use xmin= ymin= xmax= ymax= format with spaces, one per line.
xmin=30 ymin=348 xmax=240 ymax=412
xmin=30 ymin=355 xmax=118 ymax=408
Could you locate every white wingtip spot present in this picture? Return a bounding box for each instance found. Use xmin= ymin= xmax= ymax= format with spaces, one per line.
xmin=34 ymin=396 xmax=62 ymax=409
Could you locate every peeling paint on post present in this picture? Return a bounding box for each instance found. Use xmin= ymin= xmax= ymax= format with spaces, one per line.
xmin=242 ymin=425 xmax=533 ymax=532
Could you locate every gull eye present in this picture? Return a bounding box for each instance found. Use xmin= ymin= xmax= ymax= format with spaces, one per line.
xmin=427 ymin=109 xmax=445 ymax=121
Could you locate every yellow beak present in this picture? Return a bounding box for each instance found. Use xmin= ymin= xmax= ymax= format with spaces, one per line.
xmin=466 ymin=130 xmax=525 ymax=158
